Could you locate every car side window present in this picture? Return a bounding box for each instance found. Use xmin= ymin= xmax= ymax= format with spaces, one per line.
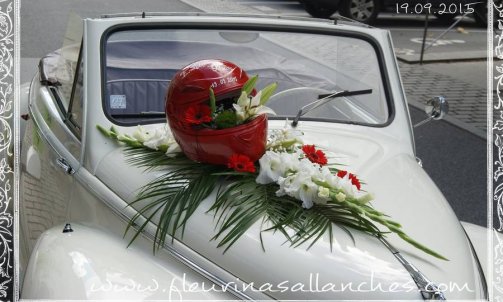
xmin=56 ymin=55 xmax=78 ymax=111
xmin=38 ymin=13 xmax=84 ymax=138
xmin=41 ymin=43 xmax=80 ymax=112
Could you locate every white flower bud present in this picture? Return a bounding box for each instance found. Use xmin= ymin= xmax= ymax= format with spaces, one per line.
xmin=317 ymin=187 xmax=330 ymax=199
xmin=357 ymin=193 xmax=373 ymax=204
xmin=335 ymin=192 xmax=346 ymax=202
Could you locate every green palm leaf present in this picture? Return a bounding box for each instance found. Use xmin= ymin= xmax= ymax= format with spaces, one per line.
xmin=100 ymin=125 xmax=447 ymax=260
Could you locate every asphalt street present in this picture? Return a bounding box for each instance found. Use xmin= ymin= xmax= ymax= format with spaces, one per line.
xmin=410 ymin=106 xmax=488 ymax=227
xmin=20 ymin=0 xmax=489 ymax=227
xmin=20 ymin=0 xmax=197 ymax=58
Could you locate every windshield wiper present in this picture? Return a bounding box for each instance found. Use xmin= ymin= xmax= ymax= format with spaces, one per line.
xmin=291 ymin=89 xmax=372 ymax=127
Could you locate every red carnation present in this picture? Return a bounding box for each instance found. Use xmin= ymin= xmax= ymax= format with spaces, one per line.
xmin=227 ymin=154 xmax=256 ymax=173
xmin=302 ymin=144 xmax=328 ymax=165
xmin=337 ymin=170 xmax=361 ymax=190
xmin=184 ymin=104 xmax=213 ymax=125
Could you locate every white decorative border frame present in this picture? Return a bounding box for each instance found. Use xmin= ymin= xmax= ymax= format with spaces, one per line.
xmin=494 ymin=0 xmax=503 ymax=301
xmin=0 ymin=0 xmax=14 ymax=300
xmin=12 ymin=0 xmax=18 ymax=300
xmin=0 ymin=1 xmax=498 ymax=301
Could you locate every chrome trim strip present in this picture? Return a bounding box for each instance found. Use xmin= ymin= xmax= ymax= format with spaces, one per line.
xmin=106 ymin=78 xmax=170 ymax=83
xmin=100 ymin=11 xmax=335 ymax=24
xmin=73 ymin=167 xmax=271 ymax=301
xmin=386 ymin=31 xmax=417 ymax=157
xmin=462 ymin=228 xmax=489 ymax=300
xmin=378 ymin=236 xmax=446 ymax=300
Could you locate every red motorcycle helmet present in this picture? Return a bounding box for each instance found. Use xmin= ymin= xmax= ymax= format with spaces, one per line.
xmin=165 ymin=59 xmax=267 ymax=165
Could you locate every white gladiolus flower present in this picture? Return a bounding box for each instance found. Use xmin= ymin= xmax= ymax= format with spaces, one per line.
xmin=319 ymin=166 xmax=339 ymax=188
xmin=143 ymin=128 xmax=170 ymax=150
xmin=139 ymin=126 xmax=181 ymax=157
xmin=132 ymin=125 xmax=155 ymax=142
xmin=280 ymin=152 xmax=301 ymax=174
xmin=266 ymin=120 xmax=304 ymax=152
xmin=276 ymin=171 xmax=318 ymax=209
xmin=296 ymin=173 xmax=319 ymax=209
xmin=299 ymin=158 xmax=319 ymax=175
xmin=276 ymin=175 xmax=295 ymax=197
xmin=257 ymin=151 xmax=303 ymax=185
xmin=281 ymin=119 xmax=303 ymax=142
xmin=337 ymin=173 xmax=358 ymax=197
xmin=256 ymin=151 xmax=284 ymax=184
xmin=256 ymin=140 xmax=368 ymax=209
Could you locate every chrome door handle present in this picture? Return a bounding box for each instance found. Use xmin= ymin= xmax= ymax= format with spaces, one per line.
xmin=56 ymin=158 xmax=75 ymax=175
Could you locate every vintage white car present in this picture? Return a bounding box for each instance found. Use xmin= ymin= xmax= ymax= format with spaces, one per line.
xmin=18 ymin=13 xmax=489 ymax=300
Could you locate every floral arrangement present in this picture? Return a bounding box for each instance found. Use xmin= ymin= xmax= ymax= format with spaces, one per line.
xmin=97 ymin=79 xmax=446 ymax=261
xmin=183 ymin=75 xmax=277 ymax=129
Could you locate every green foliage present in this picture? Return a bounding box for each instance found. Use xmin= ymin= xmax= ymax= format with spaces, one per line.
xmin=259 ymin=82 xmax=278 ymax=105
xmin=99 ymin=125 xmax=447 ymax=260
xmin=96 ymin=125 xmax=143 ymax=148
xmin=129 ymin=164 xmax=220 ymax=252
xmin=242 ymin=74 xmax=258 ymax=95
xmin=214 ymin=110 xmax=238 ymax=129
xmin=211 ymin=175 xmax=375 ymax=252
xmin=209 ymin=87 xmax=217 ymax=116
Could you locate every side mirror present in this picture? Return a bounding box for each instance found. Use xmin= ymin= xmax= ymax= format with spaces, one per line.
xmin=414 ymin=96 xmax=449 ymax=128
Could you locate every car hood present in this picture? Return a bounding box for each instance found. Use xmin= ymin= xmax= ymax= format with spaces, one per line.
xmin=94 ymin=122 xmax=481 ymax=300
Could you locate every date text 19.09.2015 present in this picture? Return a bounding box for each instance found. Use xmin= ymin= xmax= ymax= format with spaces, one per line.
xmin=396 ymin=2 xmax=482 ymax=15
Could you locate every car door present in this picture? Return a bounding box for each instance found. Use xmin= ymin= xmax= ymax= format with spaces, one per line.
xmin=20 ymin=39 xmax=84 ymax=263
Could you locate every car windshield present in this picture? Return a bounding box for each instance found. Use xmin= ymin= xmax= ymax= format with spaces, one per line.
xmin=103 ymin=28 xmax=390 ymax=126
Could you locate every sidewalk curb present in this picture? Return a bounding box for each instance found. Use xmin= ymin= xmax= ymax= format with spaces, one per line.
xmin=397 ymin=55 xmax=489 ymax=64
xmin=181 ymin=0 xmax=264 ymax=13
xmin=397 ymin=51 xmax=489 ymax=64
